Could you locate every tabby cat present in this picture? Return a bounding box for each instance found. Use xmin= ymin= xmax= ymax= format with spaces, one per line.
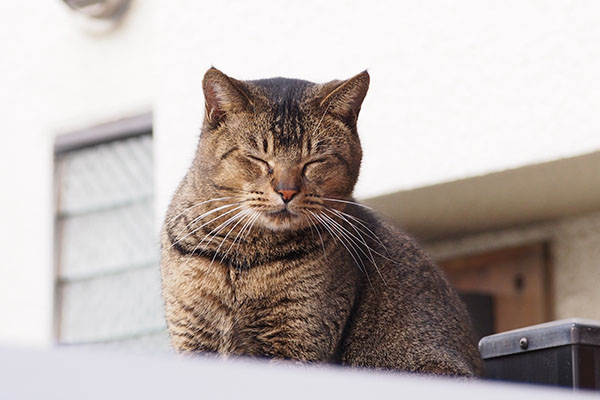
xmin=160 ymin=67 xmax=483 ymax=376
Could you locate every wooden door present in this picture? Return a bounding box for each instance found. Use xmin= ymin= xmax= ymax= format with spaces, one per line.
xmin=439 ymin=244 xmax=553 ymax=335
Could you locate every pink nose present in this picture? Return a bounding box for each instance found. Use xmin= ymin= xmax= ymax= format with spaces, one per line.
xmin=277 ymin=189 xmax=298 ymax=203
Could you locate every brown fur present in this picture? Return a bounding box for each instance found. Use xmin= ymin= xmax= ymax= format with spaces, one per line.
xmin=160 ymin=67 xmax=483 ymax=375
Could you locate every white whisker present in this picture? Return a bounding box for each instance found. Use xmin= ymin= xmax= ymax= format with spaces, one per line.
xmin=198 ymin=209 xmax=248 ymax=249
xmin=310 ymin=211 xmax=373 ymax=288
xmin=321 ymin=197 xmax=372 ymax=210
xmin=321 ymin=212 xmax=376 ymax=264
xmin=303 ymin=212 xmax=326 ymax=259
xmin=220 ymin=210 xmax=258 ymax=263
xmin=323 ymin=208 xmax=393 ymax=264
xmin=182 ymin=208 xmax=249 ymax=266
xmin=170 ymin=204 xmax=245 ymax=249
xmin=326 ymin=207 xmax=388 ymax=253
xmin=165 ymin=197 xmax=235 ymax=227
xmin=209 ymin=209 xmax=253 ymax=267
xmin=236 ymin=210 xmax=262 ymax=257
xmin=171 ymin=202 xmax=243 ymax=243
xmin=321 ymin=211 xmax=386 ymax=285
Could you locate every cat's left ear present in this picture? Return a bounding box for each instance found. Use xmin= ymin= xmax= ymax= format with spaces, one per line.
xmin=318 ymin=71 xmax=370 ymax=124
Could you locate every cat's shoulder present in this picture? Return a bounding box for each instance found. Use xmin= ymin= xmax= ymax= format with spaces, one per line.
xmin=349 ymin=203 xmax=422 ymax=250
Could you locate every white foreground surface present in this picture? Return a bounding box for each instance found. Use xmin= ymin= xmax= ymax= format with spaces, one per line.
xmin=3 ymin=0 xmax=600 ymax=349
xmin=0 ymin=347 xmax=596 ymax=400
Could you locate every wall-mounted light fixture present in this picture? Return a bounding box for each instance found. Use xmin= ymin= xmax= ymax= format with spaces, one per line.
xmin=62 ymin=0 xmax=130 ymax=19
xmin=62 ymin=0 xmax=131 ymax=32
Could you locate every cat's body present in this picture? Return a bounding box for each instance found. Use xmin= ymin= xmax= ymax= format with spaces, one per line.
xmin=161 ymin=68 xmax=483 ymax=375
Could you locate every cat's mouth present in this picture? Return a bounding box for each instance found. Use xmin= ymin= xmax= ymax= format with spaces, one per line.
xmin=268 ymin=208 xmax=296 ymax=219
xmin=259 ymin=206 xmax=309 ymax=231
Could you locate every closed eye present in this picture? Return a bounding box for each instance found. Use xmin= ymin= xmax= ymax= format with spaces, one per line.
xmin=247 ymin=155 xmax=273 ymax=174
xmin=302 ymin=158 xmax=327 ymax=176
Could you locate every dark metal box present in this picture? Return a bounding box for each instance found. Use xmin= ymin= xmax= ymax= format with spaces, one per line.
xmin=479 ymin=319 xmax=600 ymax=390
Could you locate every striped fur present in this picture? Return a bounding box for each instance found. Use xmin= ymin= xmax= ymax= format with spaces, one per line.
xmin=160 ymin=68 xmax=483 ymax=375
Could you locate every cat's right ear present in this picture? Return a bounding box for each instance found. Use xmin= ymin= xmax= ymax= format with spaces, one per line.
xmin=203 ymin=67 xmax=253 ymax=124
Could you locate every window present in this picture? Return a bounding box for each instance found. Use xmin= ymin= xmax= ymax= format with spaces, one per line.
xmin=54 ymin=114 xmax=170 ymax=352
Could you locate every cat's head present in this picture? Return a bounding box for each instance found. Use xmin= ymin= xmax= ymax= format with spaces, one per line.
xmin=193 ymin=67 xmax=369 ymax=231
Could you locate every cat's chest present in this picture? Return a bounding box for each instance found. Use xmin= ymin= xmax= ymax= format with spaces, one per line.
xmin=189 ymin=257 xmax=328 ymax=355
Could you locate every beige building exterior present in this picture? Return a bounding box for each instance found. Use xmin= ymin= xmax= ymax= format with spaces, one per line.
xmin=368 ymin=151 xmax=600 ymax=322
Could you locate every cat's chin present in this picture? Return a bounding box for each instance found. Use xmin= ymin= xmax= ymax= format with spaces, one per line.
xmin=259 ymin=209 xmax=306 ymax=232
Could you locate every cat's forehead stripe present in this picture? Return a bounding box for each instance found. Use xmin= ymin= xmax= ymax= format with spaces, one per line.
xmin=249 ymin=78 xmax=314 ymax=150
xmin=270 ymin=99 xmax=305 ymax=149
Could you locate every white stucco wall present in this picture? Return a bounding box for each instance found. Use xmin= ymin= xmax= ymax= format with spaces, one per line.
xmin=156 ymin=0 xmax=600 ymax=216
xmin=0 ymin=0 xmax=154 ymax=346
xmin=153 ymin=0 xmax=600 ymax=329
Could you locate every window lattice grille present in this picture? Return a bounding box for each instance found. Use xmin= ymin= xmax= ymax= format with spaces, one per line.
xmin=55 ymin=133 xmax=170 ymax=352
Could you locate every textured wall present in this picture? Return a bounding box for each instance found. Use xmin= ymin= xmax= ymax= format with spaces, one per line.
xmin=427 ymin=212 xmax=600 ymax=322
xmin=553 ymin=213 xmax=600 ymax=320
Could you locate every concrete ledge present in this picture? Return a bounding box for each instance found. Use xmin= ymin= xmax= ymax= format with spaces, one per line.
xmin=364 ymin=151 xmax=600 ymax=241
xmin=0 ymin=346 xmax=596 ymax=399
